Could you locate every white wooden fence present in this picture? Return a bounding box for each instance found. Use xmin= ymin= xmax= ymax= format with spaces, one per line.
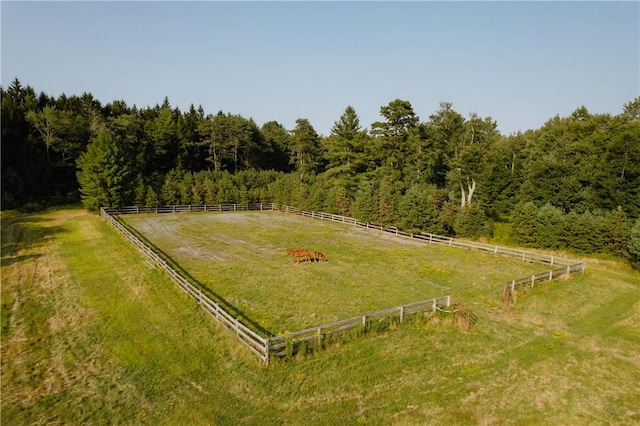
xmin=103 ymin=203 xmax=278 ymax=215
xmin=100 ymin=204 xmax=452 ymax=364
xmin=279 ymin=205 xmax=585 ymax=269
xmin=267 ymin=296 xmax=452 ymax=357
xmin=101 ymin=207 xmax=271 ymax=362
xmin=277 ymin=205 xmax=586 ymax=310
xmin=102 ymin=203 xmax=586 ymax=361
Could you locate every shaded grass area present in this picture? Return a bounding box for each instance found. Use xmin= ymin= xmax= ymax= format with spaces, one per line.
xmin=122 ymin=211 xmax=545 ymax=334
xmin=2 ymin=209 xmax=639 ymax=425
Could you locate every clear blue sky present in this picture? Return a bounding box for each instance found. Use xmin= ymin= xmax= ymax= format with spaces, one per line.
xmin=2 ymin=1 xmax=638 ymax=136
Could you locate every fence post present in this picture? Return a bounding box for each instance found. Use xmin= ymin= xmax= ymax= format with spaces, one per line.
xmin=549 ymin=270 xmax=553 ymax=281
xmin=265 ymin=339 xmax=271 ymax=365
xmin=446 ymin=295 xmax=451 ymax=307
xmin=511 ymin=280 xmax=516 ymax=292
xmin=566 ymin=265 xmax=571 ymax=275
xmin=362 ymin=315 xmax=367 ymax=329
xmin=531 ymin=275 xmax=535 ymax=287
xmin=317 ymin=327 xmax=322 ymax=346
xmin=432 ymin=299 xmax=437 ymax=312
xmin=550 ymin=256 xmax=555 ymax=266
xmin=400 ymin=306 xmax=404 ymax=323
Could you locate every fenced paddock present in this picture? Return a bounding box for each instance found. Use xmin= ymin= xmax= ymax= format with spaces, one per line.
xmin=101 ymin=203 xmax=585 ymax=363
xmin=278 ymin=205 xmax=586 ymax=310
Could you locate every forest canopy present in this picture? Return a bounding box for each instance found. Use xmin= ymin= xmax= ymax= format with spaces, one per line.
xmin=2 ymin=78 xmax=639 ymax=265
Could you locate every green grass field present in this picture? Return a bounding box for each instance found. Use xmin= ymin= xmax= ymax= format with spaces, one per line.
xmin=2 ymin=208 xmax=639 ymax=425
xmin=120 ymin=211 xmax=546 ymax=335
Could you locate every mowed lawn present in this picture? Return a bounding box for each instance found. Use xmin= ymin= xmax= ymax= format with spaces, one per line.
xmin=122 ymin=211 xmax=545 ymax=334
xmin=2 ymin=209 xmax=639 ymax=425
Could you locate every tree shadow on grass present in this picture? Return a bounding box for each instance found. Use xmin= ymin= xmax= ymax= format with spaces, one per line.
xmin=115 ymin=217 xmax=275 ymax=337
xmin=1 ymin=215 xmax=68 ymax=267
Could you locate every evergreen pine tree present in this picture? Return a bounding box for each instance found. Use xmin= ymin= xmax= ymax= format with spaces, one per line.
xmin=76 ymin=130 xmax=134 ymax=210
xmin=628 ymin=219 xmax=640 ymax=270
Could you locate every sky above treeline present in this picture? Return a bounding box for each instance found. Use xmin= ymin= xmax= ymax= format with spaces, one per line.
xmin=2 ymin=1 xmax=638 ymax=136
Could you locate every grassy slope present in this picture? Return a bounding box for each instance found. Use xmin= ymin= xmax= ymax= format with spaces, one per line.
xmin=2 ymin=209 xmax=639 ymax=425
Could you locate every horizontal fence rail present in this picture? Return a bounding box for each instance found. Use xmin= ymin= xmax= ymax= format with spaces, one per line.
xmin=507 ymin=263 xmax=586 ymax=294
xmin=103 ymin=203 xmax=278 ymax=216
xmin=266 ymin=296 xmax=451 ymax=357
xmin=101 ymin=203 xmax=586 ymax=362
xmin=279 ymin=205 xmax=584 ymax=268
xmin=278 ymin=205 xmax=586 ymax=311
xmin=101 ymin=206 xmax=270 ymax=363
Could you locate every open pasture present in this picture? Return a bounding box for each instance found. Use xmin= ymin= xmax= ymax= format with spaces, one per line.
xmin=3 ymin=209 xmax=639 ymax=424
xmin=121 ymin=211 xmax=545 ymax=335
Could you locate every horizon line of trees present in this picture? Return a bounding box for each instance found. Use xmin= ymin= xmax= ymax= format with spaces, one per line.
xmin=2 ymin=78 xmax=640 ymax=267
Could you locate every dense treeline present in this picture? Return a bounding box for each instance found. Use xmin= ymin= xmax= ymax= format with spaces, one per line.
xmin=2 ymin=78 xmax=640 ymax=266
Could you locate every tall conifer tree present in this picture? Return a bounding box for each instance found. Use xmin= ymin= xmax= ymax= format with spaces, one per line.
xmin=76 ymin=129 xmax=134 ymax=210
